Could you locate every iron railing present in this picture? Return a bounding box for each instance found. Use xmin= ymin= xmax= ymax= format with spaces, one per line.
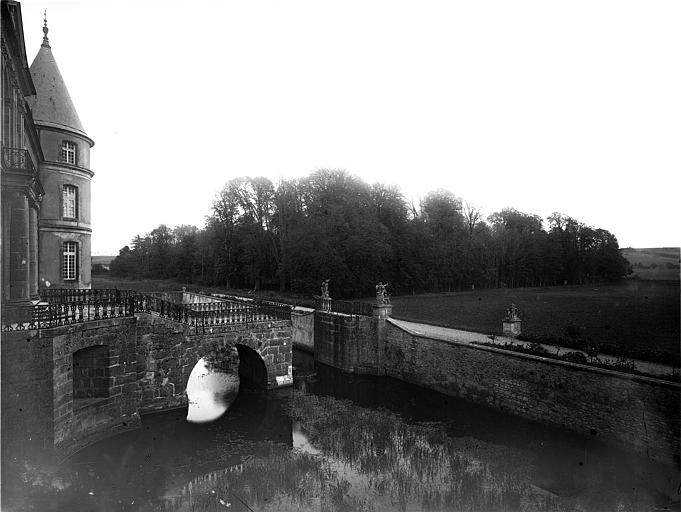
xmin=314 ymin=298 xmax=374 ymax=316
xmin=134 ymin=294 xmax=291 ymax=332
xmin=2 ymin=289 xmax=292 ymax=332
xmin=1 ymin=298 xmax=137 ymax=331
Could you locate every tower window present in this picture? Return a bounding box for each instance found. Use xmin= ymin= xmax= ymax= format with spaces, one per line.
xmin=61 ymin=141 xmax=76 ymax=165
xmin=63 ymin=241 xmax=77 ymax=280
xmin=63 ymin=185 xmax=78 ymax=219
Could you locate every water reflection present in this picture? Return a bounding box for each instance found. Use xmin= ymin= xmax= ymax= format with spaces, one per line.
xmin=186 ymin=357 xmax=240 ymax=423
xmin=1 ymin=351 xmax=678 ymax=512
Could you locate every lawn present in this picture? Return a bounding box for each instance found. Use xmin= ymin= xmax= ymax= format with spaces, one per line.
xmin=389 ymin=281 xmax=680 ymax=364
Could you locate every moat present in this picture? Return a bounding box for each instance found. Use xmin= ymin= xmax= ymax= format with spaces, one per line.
xmin=3 ymin=350 xmax=678 ymax=512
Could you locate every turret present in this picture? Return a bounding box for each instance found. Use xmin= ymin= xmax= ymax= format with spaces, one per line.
xmin=28 ymin=14 xmax=94 ymax=289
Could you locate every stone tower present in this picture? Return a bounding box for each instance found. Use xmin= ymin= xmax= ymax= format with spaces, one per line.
xmin=28 ymin=16 xmax=94 ymax=290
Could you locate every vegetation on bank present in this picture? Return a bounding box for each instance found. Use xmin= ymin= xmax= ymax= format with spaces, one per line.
xmin=474 ymin=341 xmax=679 ymax=382
xmin=108 ymin=170 xmax=631 ymax=299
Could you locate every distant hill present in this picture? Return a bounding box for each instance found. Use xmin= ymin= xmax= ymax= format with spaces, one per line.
xmin=622 ymin=247 xmax=680 ymax=280
xmin=92 ymin=255 xmax=115 ymax=270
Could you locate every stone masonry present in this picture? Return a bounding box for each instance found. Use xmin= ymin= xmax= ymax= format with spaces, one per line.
xmin=311 ymin=308 xmax=679 ymax=465
xmin=1 ymin=313 xmax=293 ymax=464
xmin=381 ymin=320 xmax=680 ymax=465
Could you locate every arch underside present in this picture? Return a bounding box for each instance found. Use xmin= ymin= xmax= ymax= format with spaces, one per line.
xmin=235 ymin=344 xmax=268 ymax=389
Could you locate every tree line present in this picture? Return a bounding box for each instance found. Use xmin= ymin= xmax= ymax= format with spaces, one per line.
xmin=110 ymin=170 xmax=632 ymax=298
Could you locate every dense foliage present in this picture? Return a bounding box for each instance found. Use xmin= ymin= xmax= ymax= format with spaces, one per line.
xmin=110 ymin=170 xmax=631 ymax=298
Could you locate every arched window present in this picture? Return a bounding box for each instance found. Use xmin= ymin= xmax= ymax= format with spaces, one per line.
xmin=63 ymin=241 xmax=78 ymax=281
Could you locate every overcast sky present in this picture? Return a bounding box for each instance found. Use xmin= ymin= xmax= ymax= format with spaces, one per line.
xmin=20 ymin=0 xmax=680 ymax=255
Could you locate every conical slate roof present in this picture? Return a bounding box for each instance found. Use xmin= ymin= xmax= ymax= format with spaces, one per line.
xmin=27 ymin=21 xmax=89 ymax=139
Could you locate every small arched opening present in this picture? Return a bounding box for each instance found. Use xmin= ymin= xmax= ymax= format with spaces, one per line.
xmin=73 ymin=345 xmax=109 ymax=408
xmin=235 ymin=344 xmax=268 ymax=389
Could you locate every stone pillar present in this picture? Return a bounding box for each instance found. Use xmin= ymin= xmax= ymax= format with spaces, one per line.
xmin=8 ymin=190 xmax=30 ymax=304
xmin=373 ymin=303 xmax=392 ymax=374
xmin=4 ymin=190 xmax=32 ymax=323
xmin=29 ymin=205 xmax=39 ymax=300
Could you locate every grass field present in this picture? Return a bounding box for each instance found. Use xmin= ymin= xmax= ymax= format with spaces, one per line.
xmin=94 ymin=276 xmax=679 ymax=365
xmin=390 ymin=281 xmax=680 ymax=364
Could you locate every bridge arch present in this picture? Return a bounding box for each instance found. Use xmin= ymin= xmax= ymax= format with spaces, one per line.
xmin=235 ymin=343 xmax=268 ymax=389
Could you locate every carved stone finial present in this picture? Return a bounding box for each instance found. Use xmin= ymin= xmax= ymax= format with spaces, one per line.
xmin=504 ymin=304 xmax=520 ymax=322
xmin=320 ymin=279 xmax=330 ymax=300
xmin=42 ymin=10 xmax=50 ymax=48
xmin=504 ymin=303 xmax=520 ymax=322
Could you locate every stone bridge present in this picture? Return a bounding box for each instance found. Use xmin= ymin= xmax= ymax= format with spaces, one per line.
xmin=1 ymin=299 xmax=293 ymax=463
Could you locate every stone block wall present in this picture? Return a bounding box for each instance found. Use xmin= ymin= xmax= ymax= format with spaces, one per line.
xmin=383 ymin=320 xmax=680 ymax=465
xmin=1 ymin=330 xmax=55 ymax=465
xmin=314 ymin=311 xmax=379 ymax=374
xmin=51 ymin=317 xmax=141 ymax=458
xmin=135 ymin=316 xmax=293 ymax=414
xmin=72 ymin=345 xmax=109 ymax=399
xmin=1 ymin=314 xmax=293 ymax=462
xmin=292 ymin=309 xmax=314 ymax=352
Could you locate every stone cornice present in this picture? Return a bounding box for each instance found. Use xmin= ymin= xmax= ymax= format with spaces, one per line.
xmin=34 ymin=122 xmax=95 ymax=148
xmin=1 ymin=170 xmax=44 ymax=205
xmin=39 ymin=223 xmax=92 ymax=234
xmin=40 ymin=161 xmax=94 ymax=179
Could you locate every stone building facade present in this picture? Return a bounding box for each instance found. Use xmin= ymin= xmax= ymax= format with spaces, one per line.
xmin=1 ymin=0 xmax=93 ymax=320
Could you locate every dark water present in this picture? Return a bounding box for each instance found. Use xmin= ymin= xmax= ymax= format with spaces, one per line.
xmin=3 ymin=350 xmax=679 ymax=512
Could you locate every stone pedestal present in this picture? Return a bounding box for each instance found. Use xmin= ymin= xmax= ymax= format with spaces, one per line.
xmin=502 ymin=320 xmax=522 ymax=338
xmin=373 ymin=304 xmax=392 ymax=374
xmin=372 ymin=303 xmax=392 ymax=320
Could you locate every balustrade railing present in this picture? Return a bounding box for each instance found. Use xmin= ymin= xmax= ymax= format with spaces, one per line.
xmin=1 ymin=288 xmax=292 ymax=332
xmin=1 ymin=297 xmax=137 ymax=332
xmin=314 ymin=298 xmax=374 ymax=316
xmin=39 ymin=288 xmax=135 ymax=303
xmin=2 ymin=147 xmax=36 ymax=174
xmin=135 ymin=294 xmax=291 ymax=333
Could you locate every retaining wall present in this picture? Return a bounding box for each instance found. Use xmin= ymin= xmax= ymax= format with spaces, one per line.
xmin=292 ymin=309 xmax=314 ymax=352
xmin=314 ymin=311 xmax=380 ymax=374
xmin=383 ymin=320 xmax=680 ymax=465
